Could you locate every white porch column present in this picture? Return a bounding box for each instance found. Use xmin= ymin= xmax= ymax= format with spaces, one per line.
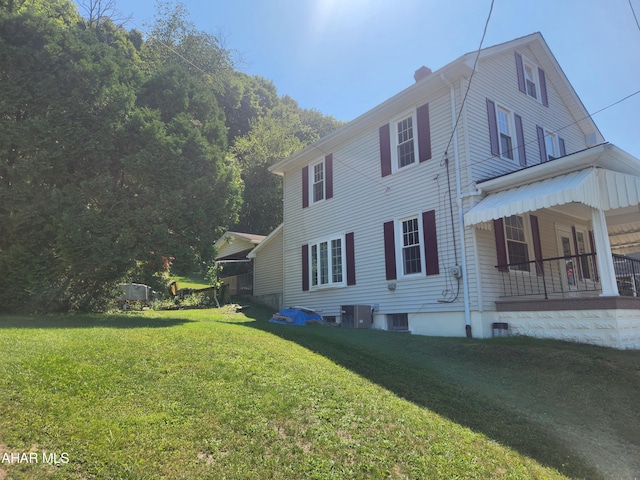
xmin=591 ymin=207 xmax=619 ymax=296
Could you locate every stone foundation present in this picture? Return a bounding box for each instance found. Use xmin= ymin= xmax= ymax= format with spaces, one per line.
xmin=495 ymin=297 xmax=640 ymax=349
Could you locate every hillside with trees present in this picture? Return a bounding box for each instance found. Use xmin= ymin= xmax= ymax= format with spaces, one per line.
xmin=0 ymin=0 xmax=343 ymax=312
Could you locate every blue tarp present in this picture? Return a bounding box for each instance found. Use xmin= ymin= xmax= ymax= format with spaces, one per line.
xmin=270 ymin=308 xmax=323 ymax=326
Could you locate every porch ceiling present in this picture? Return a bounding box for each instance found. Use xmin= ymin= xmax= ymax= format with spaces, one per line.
xmin=464 ymin=167 xmax=640 ymax=227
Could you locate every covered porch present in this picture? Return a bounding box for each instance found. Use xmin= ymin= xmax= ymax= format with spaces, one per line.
xmin=465 ymin=144 xmax=640 ymax=348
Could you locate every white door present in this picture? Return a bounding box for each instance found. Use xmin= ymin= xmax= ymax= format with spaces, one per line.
xmin=555 ymin=226 xmax=578 ymax=290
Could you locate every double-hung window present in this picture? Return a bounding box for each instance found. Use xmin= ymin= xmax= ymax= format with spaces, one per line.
xmin=312 ymin=161 xmax=324 ymax=203
xmin=400 ymin=216 xmax=423 ymax=276
xmin=302 ymin=154 xmax=333 ymax=208
xmin=516 ymin=52 xmax=548 ymax=106
xmin=524 ymin=62 xmax=538 ymax=100
xmin=544 ymin=131 xmax=557 ymax=161
xmin=383 ymin=210 xmax=439 ymax=280
xmin=497 ymin=107 xmax=514 ymax=160
xmin=396 ymin=115 xmax=416 ymax=169
xmin=310 ymin=236 xmax=344 ymax=288
xmin=504 ymin=215 xmax=531 ymax=272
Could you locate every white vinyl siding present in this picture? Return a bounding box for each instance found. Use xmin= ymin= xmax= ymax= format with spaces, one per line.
xmin=280 ymin=83 xmax=466 ymax=320
xmin=467 ymin=46 xmax=589 ymax=181
xmin=252 ymin=227 xmax=283 ymax=298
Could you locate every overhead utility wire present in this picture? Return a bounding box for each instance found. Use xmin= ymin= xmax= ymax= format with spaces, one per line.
xmin=630 ymin=0 xmax=640 ymax=33
xmin=437 ymin=0 xmax=495 ymax=305
xmin=440 ymin=0 xmax=495 ymax=166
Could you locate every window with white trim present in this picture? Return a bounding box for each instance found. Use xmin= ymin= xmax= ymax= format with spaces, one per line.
xmin=311 ymin=160 xmax=324 ymax=204
xmin=544 ymin=130 xmax=557 ymax=161
xmin=524 ymin=61 xmax=538 ymax=100
xmin=392 ymin=111 xmax=418 ymax=171
xmin=497 ymin=106 xmax=514 ymax=161
xmin=575 ymin=228 xmax=593 ymax=280
xmin=504 ymin=215 xmax=531 ymax=272
xmin=400 ymin=216 xmax=423 ymax=276
xmin=310 ymin=235 xmax=344 ymax=288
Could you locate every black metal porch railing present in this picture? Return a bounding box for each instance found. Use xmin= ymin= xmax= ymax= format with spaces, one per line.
xmin=613 ymin=254 xmax=640 ymax=297
xmin=496 ymin=253 xmax=640 ymax=299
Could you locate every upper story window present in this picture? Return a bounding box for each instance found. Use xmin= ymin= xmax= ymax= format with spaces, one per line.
xmin=536 ymin=125 xmax=566 ymax=163
xmin=396 ymin=115 xmax=416 ymax=169
xmin=302 ymin=153 xmax=333 ymax=208
xmin=312 ymin=161 xmax=324 ymax=203
xmin=524 ymin=62 xmax=538 ymax=100
xmin=515 ymin=52 xmax=548 ymax=107
xmin=497 ymin=107 xmax=514 ymax=161
xmin=487 ymin=99 xmax=526 ymax=164
xmin=544 ymin=131 xmax=557 ymax=161
xmin=379 ymin=103 xmax=431 ymax=177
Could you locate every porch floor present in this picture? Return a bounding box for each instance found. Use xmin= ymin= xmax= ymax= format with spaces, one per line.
xmin=496 ymin=296 xmax=640 ymax=311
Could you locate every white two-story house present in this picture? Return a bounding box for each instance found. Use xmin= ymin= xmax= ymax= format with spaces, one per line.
xmin=267 ymin=32 xmax=640 ymax=349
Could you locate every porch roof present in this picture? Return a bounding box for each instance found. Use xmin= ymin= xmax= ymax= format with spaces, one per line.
xmin=464 ymin=167 xmax=640 ymax=226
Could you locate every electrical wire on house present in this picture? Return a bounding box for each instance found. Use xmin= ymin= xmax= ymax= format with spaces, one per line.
xmin=310 ymin=145 xmax=392 ymax=193
xmin=434 ymin=0 xmax=495 ymax=304
xmin=630 ymin=0 xmax=640 ymax=33
xmin=439 ymin=0 xmax=495 ymax=168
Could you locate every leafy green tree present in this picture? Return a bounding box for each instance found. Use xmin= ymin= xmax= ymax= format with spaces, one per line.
xmin=0 ymin=1 xmax=241 ymax=311
xmin=231 ymin=100 xmax=342 ymax=234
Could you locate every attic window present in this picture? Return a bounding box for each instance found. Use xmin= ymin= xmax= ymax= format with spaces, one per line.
xmin=515 ymin=52 xmax=548 ymax=106
xmin=524 ymin=63 xmax=537 ymax=99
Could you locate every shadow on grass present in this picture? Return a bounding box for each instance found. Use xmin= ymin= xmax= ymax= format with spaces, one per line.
xmin=0 ymin=313 xmax=194 ymax=329
xmin=236 ymin=308 xmax=605 ymax=479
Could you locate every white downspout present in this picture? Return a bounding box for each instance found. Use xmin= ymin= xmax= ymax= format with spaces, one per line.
xmin=441 ymin=73 xmax=472 ymax=338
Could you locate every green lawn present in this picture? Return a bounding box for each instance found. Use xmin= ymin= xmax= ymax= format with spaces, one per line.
xmin=0 ymin=306 xmax=638 ymax=479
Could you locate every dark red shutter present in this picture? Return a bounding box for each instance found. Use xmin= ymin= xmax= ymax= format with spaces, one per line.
xmin=494 ymin=218 xmax=509 ymax=272
xmin=559 ymin=138 xmax=566 ymax=157
xmin=538 ymin=68 xmax=548 ymax=106
xmin=383 ymin=221 xmax=397 ymax=280
xmin=514 ymin=113 xmax=527 ymax=166
xmin=530 ymin=215 xmax=544 ymax=275
xmin=302 ymin=244 xmax=309 ymax=291
xmin=537 ymin=126 xmax=547 ymax=163
xmin=325 ymin=154 xmax=333 ymax=200
xmin=515 ymin=52 xmax=526 ymax=93
xmin=486 ymin=98 xmax=500 ymax=156
xmin=417 ymin=103 xmax=432 ymax=163
xmin=379 ymin=124 xmax=392 ymax=177
xmin=346 ymin=232 xmax=356 ymax=286
xmin=422 ymin=210 xmax=439 ymax=275
xmin=302 ymin=166 xmax=309 ymax=208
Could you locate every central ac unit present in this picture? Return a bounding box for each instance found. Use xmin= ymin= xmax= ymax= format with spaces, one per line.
xmin=340 ymin=305 xmax=372 ymax=329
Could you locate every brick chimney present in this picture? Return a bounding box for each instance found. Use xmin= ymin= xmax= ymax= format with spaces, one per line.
xmin=414 ymin=66 xmax=432 ymax=83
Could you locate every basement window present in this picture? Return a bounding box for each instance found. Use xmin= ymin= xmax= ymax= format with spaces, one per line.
xmin=387 ymin=313 xmax=408 ymax=331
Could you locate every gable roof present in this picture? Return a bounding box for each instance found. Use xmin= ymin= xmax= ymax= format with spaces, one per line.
xmin=214 ymin=231 xmax=267 ymax=261
xmin=270 ymin=32 xmax=603 ymax=175
xmin=214 ymin=231 xmax=266 ymax=249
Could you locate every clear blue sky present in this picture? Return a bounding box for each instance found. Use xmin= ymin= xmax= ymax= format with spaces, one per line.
xmin=78 ymin=0 xmax=640 ymax=159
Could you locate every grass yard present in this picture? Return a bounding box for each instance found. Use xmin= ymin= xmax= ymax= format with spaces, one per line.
xmin=0 ymin=305 xmax=639 ymax=479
